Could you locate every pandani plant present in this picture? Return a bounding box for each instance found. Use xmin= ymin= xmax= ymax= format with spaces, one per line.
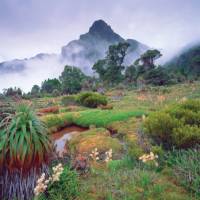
xmin=0 ymin=103 xmax=52 ymax=200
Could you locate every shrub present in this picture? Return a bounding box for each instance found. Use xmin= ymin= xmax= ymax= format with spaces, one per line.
xmin=144 ymin=112 xmax=181 ymax=148
xmin=143 ymin=67 xmax=172 ymax=86
xmin=38 ymin=167 xmax=79 ymax=200
xmin=166 ymin=148 xmax=200 ymax=196
xmin=172 ymin=125 xmax=200 ymax=148
xmin=144 ymin=99 xmax=200 ymax=149
xmin=180 ymin=99 xmax=200 ymax=112
xmin=77 ymin=92 xmax=107 ymax=108
xmin=76 ymin=92 xmax=92 ymax=104
xmin=83 ymin=95 xmax=107 ymax=108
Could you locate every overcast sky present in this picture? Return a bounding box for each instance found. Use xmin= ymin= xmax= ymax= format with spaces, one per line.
xmin=0 ymin=0 xmax=200 ymax=62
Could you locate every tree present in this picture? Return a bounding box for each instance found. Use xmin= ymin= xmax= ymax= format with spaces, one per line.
xmin=59 ymin=65 xmax=86 ymax=94
xmin=131 ymin=49 xmax=170 ymax=86
xmin=166 ymin=45 xmax=200 ymax=79
xmin=143 ymin=67 xmax=171 ymax=86
xmin=92 ymin=59 xmax=107 ymax=81
xmin=192 ymin=55 xmax=200 ymax=76
xmin=82 ymin=76 xmax=98 ymax=91
xmin=41 ymin=78 xmax=61 ymax=94
xmin=93 ymin=42 xmax=130 ymax=85
xmin=3 ymin=87 xmax=22 ymax=97
xmin=125 ymin=65 xmax=137 ymax=83
xmin=136 ymin=49 xmax=162 ymax=69
xmin=31 ymin=85 xmax=40 ymax=96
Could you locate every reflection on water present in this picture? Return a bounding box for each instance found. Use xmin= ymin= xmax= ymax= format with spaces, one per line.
xmin=51 ymin=126 xmax=87 ymax=156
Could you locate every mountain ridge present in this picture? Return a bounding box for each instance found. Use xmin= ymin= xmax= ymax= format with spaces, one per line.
xmin=0 ymin=19 xmax=148 ymax=75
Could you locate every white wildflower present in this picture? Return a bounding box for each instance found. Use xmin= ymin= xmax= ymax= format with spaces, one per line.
xmin=105 ymin=149 xmax=112 ymax=163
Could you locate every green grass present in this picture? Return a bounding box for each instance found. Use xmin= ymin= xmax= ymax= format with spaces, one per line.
xmin=79 ymin=167 xmax=193 ymax=200
xmin=73 ymin=109 xmax=145 ymax=127
xmin=42 ymin=109 xmax=145 ymax=130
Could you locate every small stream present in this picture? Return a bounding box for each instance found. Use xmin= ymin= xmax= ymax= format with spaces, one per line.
xmin=51 ymin=126 xmax=87 ymax=156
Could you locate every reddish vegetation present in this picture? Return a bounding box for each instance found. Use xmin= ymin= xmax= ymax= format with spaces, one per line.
xmin=157 ymin=95 xmax=166 ymax=102
xmin=98 ymin=104 xmax=113 ymax=110
xmin=137 ymin=94 xmax=147 ymax=101
xmin=38 ymin=106 xmax=59 ymax=114
xmin=72 ymin=154 xmax=89 ymax=172
xmin=67 ymin=105 xmax=80 ymax=112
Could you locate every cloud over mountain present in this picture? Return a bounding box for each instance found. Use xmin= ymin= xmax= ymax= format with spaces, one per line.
xmin=0 ymin=20 xmax=148 ymax=92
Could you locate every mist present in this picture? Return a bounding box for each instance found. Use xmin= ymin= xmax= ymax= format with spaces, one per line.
xmin=0 ymin=56 xmax=64 ymax=93
xmin=0 ymin=0 xmax=200 ymax=92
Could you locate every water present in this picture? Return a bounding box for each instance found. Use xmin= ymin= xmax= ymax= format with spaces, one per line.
xmin=51 ymin=126 xmax=87 ymax=156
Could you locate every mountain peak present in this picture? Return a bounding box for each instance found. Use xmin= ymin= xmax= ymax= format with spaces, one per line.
xmin=88 ymin=19 xmax=123 ymax=42
xmin=89 ymin=20 xmax=111 ymax=34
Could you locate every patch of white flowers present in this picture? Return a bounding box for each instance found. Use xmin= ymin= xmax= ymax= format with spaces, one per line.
xmin=52 ymin=163 xmax=64 ymax=182
xmin=34 ymin=163 xmax=64 ymax=197
xmin=90 ymin=148 xmax=113 ymax=163
xmin=34 ymin=173 xmax=48 ymax=196
xmin=105 ymin=149 xmax=112 ymax=162
xmin=139 ymin=152 xmax=158 ymax=166
xmin=90 ymin=148 xmax=100 ymax=161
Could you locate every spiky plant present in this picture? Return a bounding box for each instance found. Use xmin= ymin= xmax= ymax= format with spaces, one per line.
xmin=0 ymin=103 xmax=52 ymax=200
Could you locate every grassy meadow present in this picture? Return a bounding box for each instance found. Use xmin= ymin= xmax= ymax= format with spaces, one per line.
xmin=1 ymin=81 xmax=200 ymax=200
xmin=33 ymin=81 xmax=200 ymax=200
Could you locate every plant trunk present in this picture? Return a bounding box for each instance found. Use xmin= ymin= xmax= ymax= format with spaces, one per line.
xmin=0 ymin=165 xmax=48 ymax=200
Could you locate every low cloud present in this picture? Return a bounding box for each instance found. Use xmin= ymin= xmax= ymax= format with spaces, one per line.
xmin=0 ymin=55 xmax=64 ymax=93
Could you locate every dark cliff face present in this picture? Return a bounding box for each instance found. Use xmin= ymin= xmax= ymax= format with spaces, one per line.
xmin=87 ymin=20 xmax=123 ymax=42
xmin=0 ymin=20 xmax=148 ymax=75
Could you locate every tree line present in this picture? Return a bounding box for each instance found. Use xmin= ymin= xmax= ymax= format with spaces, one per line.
xmin=3 ymin=42 xmax=199 ymax=98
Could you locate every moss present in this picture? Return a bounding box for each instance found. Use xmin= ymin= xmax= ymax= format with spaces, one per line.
xmin=108 ymin=117 xmax=138 ymax=137
xmin=68 ymin=128 xmax=122 ymax=156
